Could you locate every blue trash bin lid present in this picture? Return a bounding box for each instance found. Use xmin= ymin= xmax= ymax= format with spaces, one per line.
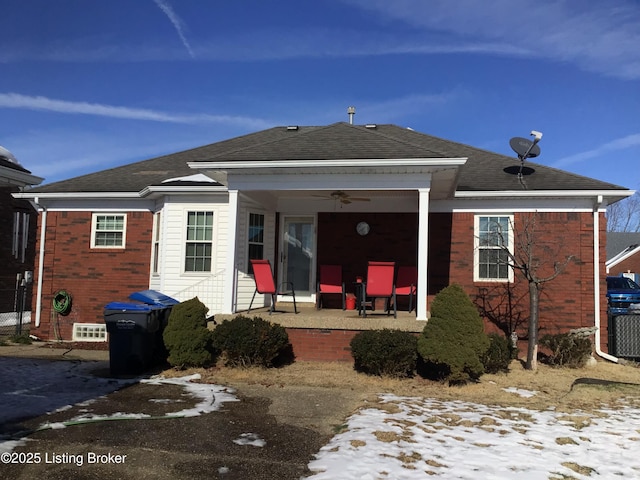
xmin=104 ymin=301 xmax=155 ymax=312
xmin=128 ymin=290 xmax=179 ymax=306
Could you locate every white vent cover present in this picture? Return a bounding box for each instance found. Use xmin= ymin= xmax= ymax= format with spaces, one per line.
xmin=73 ymin=323 xmax=107 ymax=342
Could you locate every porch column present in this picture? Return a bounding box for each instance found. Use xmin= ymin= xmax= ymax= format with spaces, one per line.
xmin=417 ymin=188 xmax=430 ymax=320
xmin=222 ymin=189 xmax=239 ymax=314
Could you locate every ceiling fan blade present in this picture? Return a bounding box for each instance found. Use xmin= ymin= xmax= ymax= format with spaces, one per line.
xmin=341 ymin=199 xmax=352 ymax=204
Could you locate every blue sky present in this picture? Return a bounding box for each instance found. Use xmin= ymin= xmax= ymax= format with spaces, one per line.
xmin=1 ymin=0 xmax=638 ymax=188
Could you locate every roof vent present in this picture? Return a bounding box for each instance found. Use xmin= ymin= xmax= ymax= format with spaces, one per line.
xmin=286 ymin=125 xmax=299 ymax=131
xmin=365 ymin=124 xmax=377 ymax=129
xmin=347 ymin=106 xmax=355 ymax=124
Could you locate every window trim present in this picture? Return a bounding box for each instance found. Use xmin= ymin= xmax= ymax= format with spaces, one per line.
xmin=183 ymin=210 xmax=214 ymax=273
xmin=247 ymin=212 xmax=265 ymax=275
xmin=152 ymin=211 xmax=162 ymax=275
xmin=473 ymin=214 xmax=514 ymax=282
xmin=90 ymin=213 xmax=127 ymax=249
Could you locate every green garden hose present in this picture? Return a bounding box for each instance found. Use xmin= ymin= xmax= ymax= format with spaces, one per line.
xmin=53 ymin=290 xmax=72 ymax=315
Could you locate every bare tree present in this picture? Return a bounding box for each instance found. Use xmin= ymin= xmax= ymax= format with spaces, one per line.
xmin=607 ymin=192 xmax=640 ymax=232
xmin=494 ymin=213 xmax=575 ymax=370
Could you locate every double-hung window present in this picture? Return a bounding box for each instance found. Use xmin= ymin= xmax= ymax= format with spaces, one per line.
xmin=185 ymin=211 xmax=213 ymax=272
xmin=247 ymin=213 xmax=265 ymax=274
xmin=475 ymin=215 xmax=513 ymax=282
xmin=91 ymin=214 xmax=126 ymax=248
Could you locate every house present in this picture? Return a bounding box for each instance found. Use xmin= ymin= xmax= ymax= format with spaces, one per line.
xmin=13 ymin=122 xmax=632 ymax=360
xmin=606 ymin=232 xmax=640 ymax=282
xmin=0 ymin=146 xmax=43 ymax=332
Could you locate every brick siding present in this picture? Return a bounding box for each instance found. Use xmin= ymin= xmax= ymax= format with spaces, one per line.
xmin=31 ymin=210 xmax=153 ymax=342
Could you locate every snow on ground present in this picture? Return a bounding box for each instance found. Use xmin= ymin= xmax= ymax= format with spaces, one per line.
xmin=0 ymin=358 xmax=239 ymax=454
xmin=306 ymin=394 xmax=640 ymax=479
xmin=2 ymin=357 xmax=640 ymax=478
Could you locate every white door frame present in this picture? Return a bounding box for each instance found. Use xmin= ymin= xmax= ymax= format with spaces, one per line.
xmin=278 ymin=214 xmax=317 ymax=303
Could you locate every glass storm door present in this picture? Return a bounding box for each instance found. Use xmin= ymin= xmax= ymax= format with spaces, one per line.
xmin=280 ymin=216 xmax=315 ymax=299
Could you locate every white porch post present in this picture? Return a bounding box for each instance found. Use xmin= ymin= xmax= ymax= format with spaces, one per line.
xmin=223 ymin=189 xmax=239 ymax=314
xmin=417 ymin=188 xmax=430 ymax=320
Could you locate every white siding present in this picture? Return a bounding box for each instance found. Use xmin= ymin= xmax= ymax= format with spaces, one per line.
xmin=155 ymin=195 xmax=229 ymax=314
xmin=234 ymin=204 xmax=276 ymax=312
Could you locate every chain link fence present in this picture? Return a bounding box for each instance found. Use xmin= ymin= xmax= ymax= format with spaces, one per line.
xmin=0 ymin=284 xmax=32 ymax=337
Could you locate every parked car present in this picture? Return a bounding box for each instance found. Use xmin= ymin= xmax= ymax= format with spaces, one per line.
xmin=606 ymin=276 xmax=640 ymax=315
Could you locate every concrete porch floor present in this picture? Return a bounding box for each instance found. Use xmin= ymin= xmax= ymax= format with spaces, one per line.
xmin=213 ymin=303 xmax=427 ymax=333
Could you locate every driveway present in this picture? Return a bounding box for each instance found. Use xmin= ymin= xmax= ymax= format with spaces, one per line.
xmin=0 ymin=354 xmax=363 ymax=480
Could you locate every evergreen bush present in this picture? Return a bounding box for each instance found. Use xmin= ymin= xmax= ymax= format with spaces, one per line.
xmin=162 ymin=297 xmax=217 ymax=368
xmin=350 ymin=329 xmax=418 ymax=378
xmin=539 ymin=330 xmax=593 ymax=368
xmin=417 ymin=284 xmax=490 ymax=384
xmin=481 ymin=333 xmax=512 ymax=374
xmin=211 ymin=315 xmax=291 ymax=367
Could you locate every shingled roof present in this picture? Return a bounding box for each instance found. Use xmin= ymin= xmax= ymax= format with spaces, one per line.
xmin=28 ymin=122 xmax=626 ymax=194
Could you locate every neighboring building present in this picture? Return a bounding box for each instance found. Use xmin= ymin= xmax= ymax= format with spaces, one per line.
xmin=14 ymin=123 xmax=632 ymax=359
xmin=606 ymin=232 xmax=640 ymax=281
xmin=0 ymin=146 xmax=43 ymax=328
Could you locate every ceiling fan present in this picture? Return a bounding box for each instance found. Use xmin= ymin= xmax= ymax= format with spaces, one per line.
xmin=313 ymin=190 xmax=370 ymax=205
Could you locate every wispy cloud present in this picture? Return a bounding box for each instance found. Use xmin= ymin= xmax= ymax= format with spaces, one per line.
xmin=152 ymin=0 xmax=195 ymax=58
xmin=553 ymin=133 xmax=640 ymax=168
xmin=0 ymin=93 xmax=271 ymax=129
xmin=342 ymin=0 xmax=640 ymax=80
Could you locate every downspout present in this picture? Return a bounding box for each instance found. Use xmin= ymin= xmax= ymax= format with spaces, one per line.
xmin=593 ymin=195 xmax=618 ymax=362
xmin=34 ymin=198 xmax=47 ymax=328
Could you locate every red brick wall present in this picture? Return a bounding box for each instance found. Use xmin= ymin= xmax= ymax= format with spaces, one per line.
xmin=31 ymin=211 xmax=153 ymax=342
xmin=437 ymin=211 xmax=608 ymax=352
xmin=317 ymin=212 xmax=417 ymax=310
xmin=608 ymin=255 xmax=640 ymax=277
xmin=286 ymin=328 xmax=358 ymax=361
xmin=316 ymin=210 xmax=609 ymax=355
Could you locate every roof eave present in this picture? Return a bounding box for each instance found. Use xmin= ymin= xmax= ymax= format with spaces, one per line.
xmin=455 ymin=189 xmax=634 ymax=201
xmin=0 ymin=166 xmax=44 ymax=187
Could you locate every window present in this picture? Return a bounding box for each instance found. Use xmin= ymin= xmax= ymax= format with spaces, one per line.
xmin=91 ymin=214 xmax=126 ymax=248
xmin=247 ymin=213 xmax=265 ymax=274
xmin=12 ymin=211 xmax=30 ymax=262
xmin=185 ymin=211 xmax=213 ymax=272
xmin=152 ymin=212 xmax=162 ymax=275
xmin=474 ymin=215 xmax=513 ymax=281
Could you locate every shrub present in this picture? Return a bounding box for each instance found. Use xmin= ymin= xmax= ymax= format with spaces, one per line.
xmin=163 ymin=297 xmax=217 ymax=368
xmin=539 ymin=329 xmax=593 ymax=368
xmin=481 ymin=333 xmax=511 ymax=374
xmin=350 ymin=329 xmax=418 ymax=378
xmin=211 ymin=315 xmax=291 ymax=367
xmin=417 ymin=284 xmax=490 ymax=384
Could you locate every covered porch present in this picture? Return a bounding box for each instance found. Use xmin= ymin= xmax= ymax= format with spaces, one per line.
xmin=198 ymin=158 xmax=465 ymax=321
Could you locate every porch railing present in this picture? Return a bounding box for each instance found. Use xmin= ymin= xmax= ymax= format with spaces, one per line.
xmin=168 ymin=269 xmax=225 ymax=314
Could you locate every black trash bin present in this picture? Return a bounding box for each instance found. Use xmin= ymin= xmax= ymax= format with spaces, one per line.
xmin=104 ymin=301 xmax=161 ymax=375
xmin=128 ymin=290 xmax=179 ymax=364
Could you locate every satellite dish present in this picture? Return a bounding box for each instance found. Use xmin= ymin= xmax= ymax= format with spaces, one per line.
xmin=504 ymin=165 xmax=535 ymax=176
xmin=509 ymin=137 xmax=540 ymax=159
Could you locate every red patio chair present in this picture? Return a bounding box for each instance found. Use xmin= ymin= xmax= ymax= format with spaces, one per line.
xmin=248 ymin=259 xmax=298 ymax=314
xmin=361 ymin=261 xmax=396 ymax=318
xmin=316 ymin=264 xmax=346 ymax=310
xmin=396 ymin=266 xmax=418 ymax=313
